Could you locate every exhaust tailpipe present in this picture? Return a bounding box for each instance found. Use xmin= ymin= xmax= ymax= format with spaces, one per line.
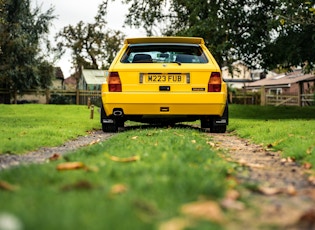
xmin=113 ymin=109 xmax=123 ymax=116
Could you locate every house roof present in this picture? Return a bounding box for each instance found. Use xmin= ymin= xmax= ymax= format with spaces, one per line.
xmin=246 ymin=70 xmax=315 ymax=88
xmin=82 ymin=69 xmax=107 ymax=85
xmin=64 ymin=75 xmax=77 ymax=85
xmin=54 ymin=67 xmax=64 ymax=80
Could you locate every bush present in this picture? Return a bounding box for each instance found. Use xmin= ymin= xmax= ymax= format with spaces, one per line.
xmin=49 ymin=94 xmax=71 ymax=104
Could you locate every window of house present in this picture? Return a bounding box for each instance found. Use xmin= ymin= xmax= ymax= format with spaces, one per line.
xmin=269 ymin=88 xmax=282 ymax=95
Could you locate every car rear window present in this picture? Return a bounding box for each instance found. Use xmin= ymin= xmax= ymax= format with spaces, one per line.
xmin=120 ymin=44 xmax=208 ymax=64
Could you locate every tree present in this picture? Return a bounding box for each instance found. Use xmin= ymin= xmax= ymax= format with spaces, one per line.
xmin=56 ymin=1 xmax=125 ymax=87
xmin=122 ymin=0 xmax=315 ymax=72
xmin=263 ymin=1 xmax=315 ymax=72
xmin=0 ymin=0 xmax=56 ymax=103
xmin=122 ymin=0 xmax=278 ymax=68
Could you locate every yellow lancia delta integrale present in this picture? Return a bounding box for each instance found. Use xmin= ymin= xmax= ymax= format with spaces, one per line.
xmin=100 ymin=37 xmax=228 ymax=133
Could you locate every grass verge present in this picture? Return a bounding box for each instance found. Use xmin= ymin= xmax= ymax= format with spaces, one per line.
xmin=0 ymin=104 xmax=100 ymax=154
xmin=229 ymin=105 xmax=315 ymax=166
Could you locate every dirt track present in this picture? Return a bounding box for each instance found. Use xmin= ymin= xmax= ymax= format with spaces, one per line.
xmin=0 ymin=130 xmax=112 ymax=170
xmin=211 ymin=133 xmax=315 ymax=229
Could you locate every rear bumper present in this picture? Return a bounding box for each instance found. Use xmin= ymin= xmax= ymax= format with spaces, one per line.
xmin=102 ymin=92 xmax=227 ymax=116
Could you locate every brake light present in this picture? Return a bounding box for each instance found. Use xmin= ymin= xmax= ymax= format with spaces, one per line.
xmin=108 ymin=72 xmax=122 ymax=92
xmin=208 ymin=72 xmax=221 ymax=92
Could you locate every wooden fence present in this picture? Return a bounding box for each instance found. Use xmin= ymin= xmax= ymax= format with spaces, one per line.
xmin=0 ymin=89 xmax=101 ymax=105
xmin=265 ymin=94 xmax=314 ymax=107
xmin=0 ymin=89 xmax=314 ymax=107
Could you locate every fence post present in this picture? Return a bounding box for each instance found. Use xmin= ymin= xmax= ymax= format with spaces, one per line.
xmin=229 ymin=92 xmax=233 ymax=104
xmin=261 ymin=86 xmax=266 ymax=106
xmin=87 ymin=97 xmax=91 ymax=109
xmin=45 ymin=89 xmax=50 ymax=104
xmin=298 ymin=82 xmax=303 ymax=107
xmin=90 ymin=105 xmax=94 ymax=119
xmin=76 ymin=89 xmax=80 ymax=105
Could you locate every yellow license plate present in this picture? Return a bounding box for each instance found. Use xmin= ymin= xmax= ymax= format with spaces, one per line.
xmin=145 ymin=74 xmax=186 ymax=83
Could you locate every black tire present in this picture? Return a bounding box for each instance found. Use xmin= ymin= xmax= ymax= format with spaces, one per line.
xmin=201 ymin=102 xmax=228 ymax=133
xmin=200 ymin=117 xmax=211 ymax=129
xmin=102 ymin=122 xmax=118 ymax=133
xmin=100 ymin=104 xmax=118 ymax=132
xmin=210 ymin=125 xmax=227 ymax=133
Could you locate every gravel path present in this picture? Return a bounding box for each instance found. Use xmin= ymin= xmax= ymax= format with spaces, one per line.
xmin=0 ymin=130 xmax=113 ymax=170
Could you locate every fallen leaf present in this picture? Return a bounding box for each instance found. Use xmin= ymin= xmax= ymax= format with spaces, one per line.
xmin=306 ymin=147 xmax=313 ymax=155
xmin=206 ymin=141 xmax=215 ymax=147
xmin=109 ymin=155 xmax=140 ymax=162
xmin=133 ymin=199 xmax=159 ymax=216
xmin=158 ymin=218 xmax=192 ymax=230
xmin=271 ymin=139 xmax=284 ymax=147
xmin=110 ymin=184 xmax=127 ymax=195
xmin=56 ymin=162 xmax=85 ymax=171
xmin=173 ymin=132 xmax=184 ymax=137
xmin=221 ymin=199 xmax=245 ymax=211
xmin=88 ymin=139 xmax=100 ymax=146
xmin=235 ymin=159 xmax=265 ymax=169
xmin=303 ymin=162 xmax=312 ymax=169
xmin=308 ymin=176 xmax=315 ymax=185
xmin=258 ymin=185 xmax=296 ymax=196
xmin=131 ymin=136 xmax=138 ymax=140
xmin=287 ymin=157 xmax=296 ymax=162
xmin=61 ymin=180 xmax=94 ymax=191
xmin=181 ymin=200 xmax=224 ymax=223
xmin=296 ymin=209 xmax=315 ymax=229
xmin=225 ymin=189 xmax=240 ymax=200
xmin=0 ymin=180 xmax=19 ymax=192
xmin=49 ymin=153 xmax=61 ymax=161
xmin=220 ymin=189 xmax=244 ymax=210
xmin=84 ymin=165 xmax=99 ymax=172
xmin=258 ymin=186 xmax=282 ymax=195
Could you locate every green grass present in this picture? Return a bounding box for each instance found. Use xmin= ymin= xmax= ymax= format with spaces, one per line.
xmin=0 ymin=104 xmax=100 ymax=154
xmin=0 ymin=128 xmax=229 ymax=230
xmin=229 ymin=105 xmax=315 ymax=165
xmin=1 ymin=104 xmax=315 ymax=229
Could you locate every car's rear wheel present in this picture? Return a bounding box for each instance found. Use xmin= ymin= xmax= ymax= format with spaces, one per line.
xmin=210 ymin=124 xmax=227 ymax=133
xmin=102 ymin=122 xmax=118 ymax=133
xmin=100 ymin=104 xmax=119 ymax=132
xmin=200 ymin=117 xmax=211 ymax=129
xmin=201 ymin=102 xmax=228 ymax=133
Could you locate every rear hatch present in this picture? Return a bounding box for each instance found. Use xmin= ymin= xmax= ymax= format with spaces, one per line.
xmin=108 ymin=41 xmax=221 ymax=93
xmin=111 ymin=63 xmax=218 ymax=93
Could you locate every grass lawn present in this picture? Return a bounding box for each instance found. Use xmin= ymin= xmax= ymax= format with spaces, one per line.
xmin=0 ymin=104 xmax=100 ymax=154
xmin=228 ymin=105 xmax=315 ymax=166
xmin=0 ymin=104 xmax=314 ymax=229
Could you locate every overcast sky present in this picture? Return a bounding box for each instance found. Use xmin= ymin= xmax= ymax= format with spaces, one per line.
xmin=39 ymin=0 xmax=146 ymax=77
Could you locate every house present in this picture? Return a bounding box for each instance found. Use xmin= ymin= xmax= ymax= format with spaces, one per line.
xmin=64 ymin=74 xmax=78 ymax=90
xmin=222 ymin=61 xmax=266 ymax=89
xmin=79 ymin=69 xmax=107 ymax=90
xmin=51 ymin=67 xmax=65 ymax=89
xmin=245 ymin=69 xmax=315 ymax=95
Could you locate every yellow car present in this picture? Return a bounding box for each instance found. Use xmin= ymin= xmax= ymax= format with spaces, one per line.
xmin=101 ymin=37 xmax=228 ymax=132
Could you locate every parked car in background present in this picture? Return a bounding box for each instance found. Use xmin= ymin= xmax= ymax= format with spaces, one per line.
xmin=100 ymin=37 xmax=228 ymax=132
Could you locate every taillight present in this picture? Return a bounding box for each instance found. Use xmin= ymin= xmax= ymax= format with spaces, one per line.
xmin=108 ymin=72 xmax=122 ymax=92
xmin=208 ymin=72 xmax=221 ymax=92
